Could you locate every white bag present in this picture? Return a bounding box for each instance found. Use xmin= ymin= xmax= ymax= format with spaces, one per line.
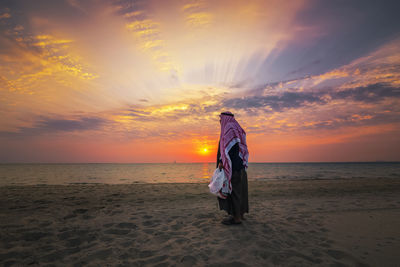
xmin=208 ymin=168 xmax=227 ymax=195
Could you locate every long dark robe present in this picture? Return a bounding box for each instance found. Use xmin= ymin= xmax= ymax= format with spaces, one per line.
xmin=217 ymin=142 xmax=249 ymax=217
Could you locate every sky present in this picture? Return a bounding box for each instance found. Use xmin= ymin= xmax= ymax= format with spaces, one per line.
xmin=0 ymin=0 xmax=400 ymax=163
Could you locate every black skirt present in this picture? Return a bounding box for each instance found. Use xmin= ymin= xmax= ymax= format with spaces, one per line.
xmin=218 ymin=169 xmax=249 ymax=217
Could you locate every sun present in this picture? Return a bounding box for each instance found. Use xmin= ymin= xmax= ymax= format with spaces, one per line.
xmin=198 ymin=146 xmax=210 ymax=156
xmin=194 ymin=139 xmax=213 ymax=157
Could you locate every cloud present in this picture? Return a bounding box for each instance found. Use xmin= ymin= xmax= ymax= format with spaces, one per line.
xmin=231 ymin=37 xmax=400 ymax=103
xmin=0 ymin=6 xmax=10 ymax=19
xmin=242 ymin=0 xmax=400 ymax=87
xmin=0 ymin=29 xmax=98 ymax=94
xmin=40 ymin=117 xmax=105 ymax=132
xmin=181 ymin=0 xmax=213 ymax=28
xmin=223 ymin=83 xmax=400 ymax=112
xmin=65 ymin=0 xmax=88 ymax=14
xmin=332 ymin=83 xmax=400 ymax=102
xmin=185 ymin=11 xmax=213 ymax=28
xmin=223 ymin=91 xmax=324 ymax=111
xmin=0 ymin=13 xmax=11 ymax=19
xmin=122 ymin=2 xmax=177 ymax=72
xmin=0 ymin=116 xmax=107 ymax=138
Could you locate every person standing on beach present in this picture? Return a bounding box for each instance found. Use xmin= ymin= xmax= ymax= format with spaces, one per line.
xmin=217 ymin=111 xmax=249 ymax=225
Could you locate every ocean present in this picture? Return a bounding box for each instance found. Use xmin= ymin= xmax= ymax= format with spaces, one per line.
xmin=0 ymin=162 xmax=399 ymax=186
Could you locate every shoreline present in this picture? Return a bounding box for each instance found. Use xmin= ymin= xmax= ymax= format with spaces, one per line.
xmin=1 ymin=161 xmax=400 ymax=164
xmin=1 ymin=178 xmax=399 ymax=266
xmin=1 ymin=176 xmax=399 ymax=188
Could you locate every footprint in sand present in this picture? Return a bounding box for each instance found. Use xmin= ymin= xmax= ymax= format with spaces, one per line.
xmin=180 ymin=255 xmax=197 ymax=266
xmin=65 ymin=238 xmax=83 ymax=247
xmin=111 ymin=210 xmax=123 ymax=215
xmin=171 ymin=223 xmax=183 ymax=231
xmin=63 ymin=214 xmax=77 ymax=220
xmin=73 ymin=208 xmax=88 ymax=214
xmin=143 ymin=229 xmax=154 ymax=234
xmin=325 ymin=249 xmax=349 ymax=260
xmin=103 ymin=229 xmax=131 ymax=235
xmin=58 ymin=229 xmax=90 ymax=240
xmin=83 ymin=248 xmax=113 ymax=262
xmin=23 ymin=231 xmax=51 ymax=242
xmin=118 ymin=222 xmax=137 ymax=229
xmin=144 ymin=255 xmax=169 ymax=265
xmin=216 ymin=248 xmax=227 ymax=257
xmin=143 ymin=220 xmax=155 ymax=227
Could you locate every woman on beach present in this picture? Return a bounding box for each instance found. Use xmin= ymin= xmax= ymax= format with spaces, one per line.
xmin=216 ymin=111 xmax=249 ymax=225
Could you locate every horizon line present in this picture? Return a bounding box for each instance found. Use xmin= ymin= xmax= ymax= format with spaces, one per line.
xmin=1 ymin=161 xmax=399 ymax=164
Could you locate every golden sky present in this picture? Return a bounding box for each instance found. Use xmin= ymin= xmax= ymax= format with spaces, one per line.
xmin=0 ymin=0 xmax=400 ymax=162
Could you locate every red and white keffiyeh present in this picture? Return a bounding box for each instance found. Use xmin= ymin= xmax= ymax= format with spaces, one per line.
xmin=219 ymin=112 xmax=249 ymax=194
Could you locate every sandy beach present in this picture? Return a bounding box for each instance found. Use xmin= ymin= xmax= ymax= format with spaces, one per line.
xmin=1 ymin=178 xmax=400 ymax=266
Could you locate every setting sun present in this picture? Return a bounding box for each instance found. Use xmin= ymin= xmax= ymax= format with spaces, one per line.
xmin=201 ymin=147 xmax=209 ymax=155
xmin=192 ymin=138 xmax=215 ymax=160
xmin=198 ymin=146 xmax=211 ymax=156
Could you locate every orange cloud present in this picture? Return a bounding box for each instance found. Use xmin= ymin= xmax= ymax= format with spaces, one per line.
xmin=0 ymin=13 xmax=11 ymax=19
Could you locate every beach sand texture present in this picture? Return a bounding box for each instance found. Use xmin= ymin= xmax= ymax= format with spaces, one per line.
xmin=1 ymin=178 xmax=400 ymax=266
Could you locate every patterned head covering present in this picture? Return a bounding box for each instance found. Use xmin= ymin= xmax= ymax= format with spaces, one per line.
xmin=219 ymin=112 xmax=249 ymax=193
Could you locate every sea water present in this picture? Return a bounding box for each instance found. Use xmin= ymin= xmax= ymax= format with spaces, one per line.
xmin=0 ymin=162 xmax=399 ymax=186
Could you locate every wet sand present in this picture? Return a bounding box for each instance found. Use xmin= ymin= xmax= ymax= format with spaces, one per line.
xmin=1 ymin=178 xmax=400 ymax=266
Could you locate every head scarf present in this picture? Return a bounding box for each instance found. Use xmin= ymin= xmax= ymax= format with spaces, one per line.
xmin=219 ymin=112 xmax=249 ymax=193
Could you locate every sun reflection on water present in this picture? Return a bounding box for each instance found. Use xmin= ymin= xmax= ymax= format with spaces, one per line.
xmin=202 ymin=162 xmax=211 ymax=180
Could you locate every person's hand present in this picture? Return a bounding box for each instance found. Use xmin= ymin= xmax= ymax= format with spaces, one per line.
xmin=218 ymin=162 xmax=223 ymax=170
